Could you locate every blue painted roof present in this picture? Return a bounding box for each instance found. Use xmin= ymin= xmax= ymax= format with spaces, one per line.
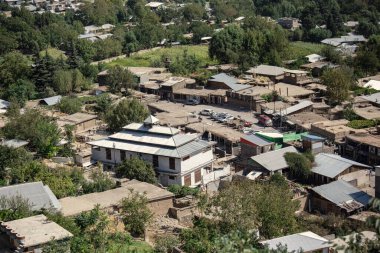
xmin=301 ymin=134 xmax=325 ymax=141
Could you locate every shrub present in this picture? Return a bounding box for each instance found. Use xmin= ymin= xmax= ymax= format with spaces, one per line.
xmin=167 ymin=185 xmax=200 ymax=197
xmin=347 ymin=119 xmax=377 ymax=129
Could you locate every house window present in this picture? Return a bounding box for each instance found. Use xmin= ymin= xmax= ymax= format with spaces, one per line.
xmin=194 ymin=169 xmax=202 ymax=183
xmin=153 ymin=155 xmax=159 ymax=167
xmin=120 ymin=150 xmax=126 ymax=161
xmin=184 ymin=174 xmax=191 ymax=186
xmin=169 ymin=158 xmax=175 ymax=170
xmin=106 ymin=148 xmax=112 ymax=160
xmin=169 ymin=176 xmax=175 ymax=180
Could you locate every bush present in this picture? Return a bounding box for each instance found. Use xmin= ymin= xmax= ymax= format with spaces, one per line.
xmin=115 ymin=157 xmax=157 ymax=184
xmin=58 ymin=96 xmax=82 ymax=114
xmin=347 ymin=119 xmax=377 ymax=129
xmin=167 ymin=185 xmax=199 ymax=197
xmin=284 ymin=152 xmax=312 ymax=182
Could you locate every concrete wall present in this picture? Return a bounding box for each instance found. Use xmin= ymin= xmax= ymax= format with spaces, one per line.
xmin=75 ymin=119 xmax=97 ymax=133
xmin=148 ymin=197 xmax=173 ymax=216
xmin=338 ymin=169 xmax=371 ymax=188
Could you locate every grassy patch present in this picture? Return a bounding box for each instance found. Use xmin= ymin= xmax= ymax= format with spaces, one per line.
xmin=286 ymin=42 xmax=324 ymax=60
xmin=108 ymin=241 xmax=153 ymax=253
xmin=106 ymin=45 xmax=217 ymax=68
xmin=40 ymin=48 xmax=67 ymax=60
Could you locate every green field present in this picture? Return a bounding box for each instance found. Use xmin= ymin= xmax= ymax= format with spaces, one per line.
xmin=39 ymin=47 xmax=67 ymax=60
xmin=287 ymin=41 xmax=325 ymax=60
xmin=108 ymin=240 xmax=153 ymax=253
xmin=106 ymin=45 xmax=217 ymax=68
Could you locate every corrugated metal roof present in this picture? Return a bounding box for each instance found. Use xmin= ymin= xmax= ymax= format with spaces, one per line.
xmin=40 ymin=95 xmax=62 ymax=106
xmin=247 ymin=64 xmax=285 ymax=76
xmin=88 ymin=137 xmax=211 ymax=158
xmin=0 ymin=182 xmax=61 ymax=211
xmin=274 ymin=100 xmax=313 ymax=116
xmin=312 ymin=153 xmax=370 ymax=178
xmin=361 ymin=92 xmax=380 ymax=105
xmin=250 ymin=146 xmax=298 ymax=172
xmin=241 ymin=134 xmax=273 ymax=146
xmin=0 ymin=99 xmax=10 ymax=109
xmin=209 ymin=73 xmax=248 ymax=91
xmin=123 ymin=123 xmax=180 ymax=135
xmin=312 ymin=180 xmax=372 ymax=207
xmin=109 ymin=130 xmax=197 ymax=148
xmin=261 ymin=231 xmax=329 ymax=252
xmin=301 ymin=134 xmax=325 ymax=141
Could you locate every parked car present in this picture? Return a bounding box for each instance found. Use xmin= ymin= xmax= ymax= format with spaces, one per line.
xmin=258 ymin=115 xmax=273 ymax=127
xmin=200 ymin=109 xmax=213 ymax=116
xmin=186 ymin=99 xmax=200 ymax=105
xmin=220 ymin=115 xmax=235 ymax=123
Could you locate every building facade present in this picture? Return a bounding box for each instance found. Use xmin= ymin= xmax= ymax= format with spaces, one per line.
xmin=88 ymin=116 xmax=214 ymax=187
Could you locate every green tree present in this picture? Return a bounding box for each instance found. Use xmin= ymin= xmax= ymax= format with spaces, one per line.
xmin=322 ymin=67 xmax=356 ymax=104
xmin=121 ymin=190 xmax=153 ymax=236
xmin=82 ymin=166 xmax=116 ymax=194
xmin=58 ymin=96 xmax=82 ymax=114
xmin=0 ymin=195 xmax=33 ymax=221
xmin=284 ymin=152 xmax=313 ymax=182
xmin=183 ymin=3 xmax=206 ymax=21
xmin=105 ymin=99 xmax=148 ymax=132
xmin=2 ymin=109 xmax=61 ymax=157
xmin=93 ymin=38 xmax=123 ymax=61
xmin=4 ymin=79 xmax=36 ymax=107
xmin=154 ymin=235 xmax=180 ymax=253
xmin=53 ymin=70 xmax=73 ymax=95
xmin=0 ymin=51 xmax=31 ymax=87
xmin=106 ymin=66 xmax=137 ymax=93
xmin=115 ymin=157 xmax=157 ymax=184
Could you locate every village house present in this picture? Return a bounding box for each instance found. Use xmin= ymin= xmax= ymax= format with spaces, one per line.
xmin=0 ymin=182 xmax=61 ymax=212
xmin=59 ymin=179 xmax=174 ymax=217
xmin=57 ymin=112 xmax=98 ymax=134
xmin=88 ymin=116 xmax=214 ymax=187
xmin=309 ymin=180 xmax=372 ymax=216
xmin=286 ymin=112 xmax=328 ymax=132
xmin=173 ymin=87 xmax=227 ymax=105
xmin=311 ymin=153 xmax=371 ymax=186
xmin=340 ymin=133 xmax=380 ymax=166
xmin=260 ymin=231 xmax=329 ymax=253
xmin=185 ymin=122 xmax=243 ymax=156
xmin=310 ymin=119 xmax=359 ymax=142
xmin=226 ymin=86 xmax=271 ymax=111
xmin=207 ymin=73 xmax=249 ymax=91
xmin=0 ymin=215 xmax=73 ymax=253
xmin=246 ymin=64 xmax=286 ymax=82
xmin=282 ymin=69 xmax=311 ymax=86
xmin=240 ymin=135 xmax=275 ymax=165
xmin=277 ymin=17 xmax=301 ymax=30
xmin=270 ymin=83 xmax=315 ymax=99
xmin=301 ymin=134 xmax=325 ymax=154
xmin=38 ymin=95 xmax=62 ymax=106
xmin=248 ymin=146 xmax=299 ymax=175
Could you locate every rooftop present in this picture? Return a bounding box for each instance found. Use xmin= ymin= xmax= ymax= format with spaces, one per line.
xmin=247 ymin=64 xmax=286 ymax=77
xmin=0 ymin=182 xmax=61 ymax=211
xmin=59 ymin=180 xmax=174 ymax=216
xmin=346 ymin=133 xmax=380 ymax=147
xmin=231 ymin=86 xmax=272 ymax=97
xmin=1 ymin=215 xmax=73 ymax=248
xmin=174 ymin=88 xmax=226 ymax=97
xmin=270 ymin=83 xmax=315 ymax=97
xmin=0 ymin=139 xmax=29 ymax=148
xmin=312 ymin=180 xmax=372 ymax=212
xmin=260 ymin=231 xmax=329 ymax=252
xmin=250 ymin=146 xmax=299 ymax=172
xmin=360 ymin=92 xmax=380 ymax=106
xmin=185 ymin=122 xmax=244 ymax=143
xmin=0 ymin=99 xmax=10 ymax=109
xmin=60 ymin=112 xmax=97 ymax=124
xmin=312 ymin=153 xmax=370 ymax=179
xmin=274 ymin=100 xmax=313 ymax=116
xmin=40 ymin=95 xmax=62 ymax=106
xmin=286 ymin=112 xmax=328 ymax=130
xmin=241 ymin=134 xmax=273 ymax=147
xmin=208 ymin=73 xmax=249 ymax=92
xmin=354 ymin=105 xmax=380 ymax=120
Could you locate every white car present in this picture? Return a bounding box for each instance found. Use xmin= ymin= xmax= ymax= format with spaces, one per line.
xmin=200 ymin=109 xmax=214 ymax=116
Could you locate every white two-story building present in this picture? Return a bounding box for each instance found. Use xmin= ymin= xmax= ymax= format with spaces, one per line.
xmin=88 ymin=116 xmax=214 ymax=187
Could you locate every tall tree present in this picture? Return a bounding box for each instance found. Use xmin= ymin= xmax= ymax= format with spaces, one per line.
xmin=322 ymin=67 xmax=356 ymax=104
xmin=105 ymin=66 xmax=136 ymax=93
xmin=115 ymin=157 xmax=157 ymax=184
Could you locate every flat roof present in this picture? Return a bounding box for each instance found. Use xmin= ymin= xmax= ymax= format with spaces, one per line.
xmin=354 ymin=105 xmax=380 ymax=120
xmin=286 ymin=112 xmax=328 ymax=130
xmin=2 ymin=215 xmax=72 ymax=248
xmin=60 ymin=112 xmax=97 ymax=124
xmin=185 ymin=122 xmax=244 ymax=143
xmin=347 ymin=133 xmax=380 ymax=147
xmin=232 ymin=86 xmax=272 ymax=96
xmin=247 ymin=65 xmax=286 ymax=76
xmin=270 ymin=83 xmax=315 ymax=97
xmin=59 ymin=180 xmax=173 ymax=216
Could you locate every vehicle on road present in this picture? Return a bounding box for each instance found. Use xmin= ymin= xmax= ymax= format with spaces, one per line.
xmin=258 ymin=115 xmax=273 ymax=127
xmin=186 ymin=99 xmax=200 ymax=105
xmin=200 ymin=109 xmax=213 ymax=116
